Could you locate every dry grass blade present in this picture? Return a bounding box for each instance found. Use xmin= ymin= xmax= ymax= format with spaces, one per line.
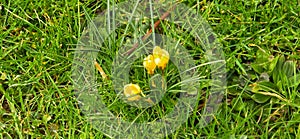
xmin=94 ymin=61 xmax=108 ymax=80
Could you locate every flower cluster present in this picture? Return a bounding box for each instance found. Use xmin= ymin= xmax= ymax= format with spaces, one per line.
xmin=143 ymin=46 xmax=170 ymax=74
xmin=124 ymin=46 xmax=169 ymax=101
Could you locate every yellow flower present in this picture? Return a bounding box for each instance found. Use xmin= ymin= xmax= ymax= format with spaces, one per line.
xmin=153 ymin=46 xmax=169 ymax=70
xmin=143 ymin=55 xmax=156 ymax=75
xmin=123 ymin=83 xmax=142 ymax=101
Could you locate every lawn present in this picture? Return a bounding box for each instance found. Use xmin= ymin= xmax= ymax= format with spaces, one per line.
xmin=0 ymin=0 xmax=300 ymax=138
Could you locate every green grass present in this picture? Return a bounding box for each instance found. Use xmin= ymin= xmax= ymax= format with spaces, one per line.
xmin=0 ymin=0 xmax=300 ymax=138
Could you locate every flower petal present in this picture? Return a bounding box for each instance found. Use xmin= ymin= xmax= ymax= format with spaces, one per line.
xmin=124 ymin=83 xmax=141 ymax=97
xmin=153 ymin=46 xmax=169 ymax=70
xmin=143 ymin=55 xmax=156 ymax=74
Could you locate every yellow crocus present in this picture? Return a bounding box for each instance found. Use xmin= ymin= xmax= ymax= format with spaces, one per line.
xmin=153 ymin=46 xmax=169 ymax=70
xmin=143 ymin=55 xmax=156 ymax=75
xmin=123 ymin=83 xmax=142 ymax=101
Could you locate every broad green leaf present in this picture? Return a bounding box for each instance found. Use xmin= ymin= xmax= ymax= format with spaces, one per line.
xmin=282 ymin=60 xmax=295 ymax=77
xmin=276 ymin=80 xmax=284 ymax=95
xmin=257 ymin=81 xmax=279 ymax=93
xmin=268 ymin=55 xmax=278 ymax=73
xmin=251 ymin=63 xmax=264 ymax=74
xmin=287 ymin=73 xmax=300 ymax=88
xmin=272 ymin=55 xmax=285 ymax=84
xmin=242 ymin=91 xmax=253 ymax=99
xmin=250 ymin=81 xmax=278 ymax=94
xmin=251 ymin=50 xmax=272 ymax=74
xmin=256 ymin=49 xmax=269 ymax=63
xmin=251 ymin=93 xmax=271 ymax=103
